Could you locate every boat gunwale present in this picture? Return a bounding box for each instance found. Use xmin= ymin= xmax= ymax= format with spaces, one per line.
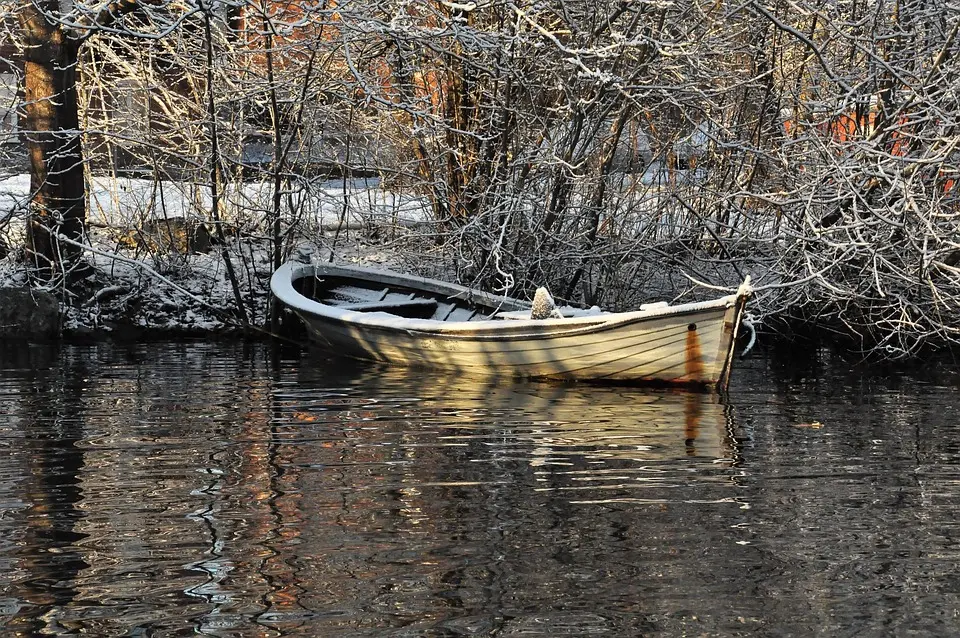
xmin=271 ymin=262 xmax=747 ymax=338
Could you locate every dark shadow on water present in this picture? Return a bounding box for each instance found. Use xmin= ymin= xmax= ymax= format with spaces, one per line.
xmin=2 ymin=346 xmax=90 ymax=635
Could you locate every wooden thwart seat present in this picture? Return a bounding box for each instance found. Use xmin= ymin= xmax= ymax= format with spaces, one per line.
xmin=339 ymin=298 xmax=439 ymax=314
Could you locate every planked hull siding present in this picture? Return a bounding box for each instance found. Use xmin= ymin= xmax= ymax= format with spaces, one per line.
xmin=273 ymin=262 xmax=750 ymax=388
xmin=299 ymin=306 xmax=734 ymax=384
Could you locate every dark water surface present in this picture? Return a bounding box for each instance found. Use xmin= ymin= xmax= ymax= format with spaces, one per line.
xmin=1 ymin=342 xmax=959 ymax=636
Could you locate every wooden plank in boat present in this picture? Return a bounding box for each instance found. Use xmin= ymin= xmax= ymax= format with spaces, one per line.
xmin=340 ymin=299 xmax=439 ymax=313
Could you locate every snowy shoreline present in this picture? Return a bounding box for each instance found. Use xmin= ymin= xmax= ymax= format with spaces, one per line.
xmin=0 ymin=173 xmax=436 ymax=341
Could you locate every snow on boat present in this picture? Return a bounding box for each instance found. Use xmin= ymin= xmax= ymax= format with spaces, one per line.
xmin=270 ymin=261 xmax=752 ymax=390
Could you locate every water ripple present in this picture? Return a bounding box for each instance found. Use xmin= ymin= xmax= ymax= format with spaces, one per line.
xmin=1 ymin=344 xmax=960 ymax=635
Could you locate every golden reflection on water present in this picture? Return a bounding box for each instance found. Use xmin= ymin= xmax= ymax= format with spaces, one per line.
xmin=304 ymin=365 xmax=737 ymax=463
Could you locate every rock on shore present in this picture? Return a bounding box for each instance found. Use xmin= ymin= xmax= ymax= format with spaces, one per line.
xmin=0 ymin=287 xmax=60 ymax=339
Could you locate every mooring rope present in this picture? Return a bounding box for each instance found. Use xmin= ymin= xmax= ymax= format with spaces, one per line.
xmin=741 ymin=311 xmax=758 ymax=357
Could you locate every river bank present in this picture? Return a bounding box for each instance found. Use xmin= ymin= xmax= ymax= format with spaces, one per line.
xmin=0 ymin=174 xmax=434 ymax=342
xmin=4 ymin=236 xmax=959 ymax=368
xmin=3 ymin=174 xmax=959 ymax=361
xmin=0 ymin=233 xmax=391 ymax=342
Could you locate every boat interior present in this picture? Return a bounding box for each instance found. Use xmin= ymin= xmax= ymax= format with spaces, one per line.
xmin=294 ymin=273 xmax=514 ymax=322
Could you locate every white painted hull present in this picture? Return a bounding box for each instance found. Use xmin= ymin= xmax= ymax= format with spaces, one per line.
xmin=271 ymin=262 xmax=751 ymax=389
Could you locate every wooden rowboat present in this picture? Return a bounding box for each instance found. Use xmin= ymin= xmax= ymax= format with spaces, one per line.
xmin=270 ymin=261 xmax=752 ymax=390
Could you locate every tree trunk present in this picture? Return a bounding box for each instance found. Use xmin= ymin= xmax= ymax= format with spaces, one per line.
xmin=19 ymin=1 xmax=85 ymax=278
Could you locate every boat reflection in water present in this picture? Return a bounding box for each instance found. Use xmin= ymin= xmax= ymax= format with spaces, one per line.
xmin=265 ymin=361 xmax=745 ymax=634
xmin=288 ymin=358 xmax=740 ymax=489
xmin=488 ymin=383 xmax=734 ymax=464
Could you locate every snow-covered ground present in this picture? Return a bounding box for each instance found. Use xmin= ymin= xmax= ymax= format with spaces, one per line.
xmin=0 ymin=174 xmax=431 ymax=231
xmin=0 ymin=174 xmax=434 ymax=338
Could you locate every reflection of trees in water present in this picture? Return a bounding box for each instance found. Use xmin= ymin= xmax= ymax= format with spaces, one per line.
xmin=3 ymin=344 xmax=958 ymax=634
xmin=2 ymin=344 xmax=89 ymax=635
xmin=0 ymin=343 xmax=310 ymax=634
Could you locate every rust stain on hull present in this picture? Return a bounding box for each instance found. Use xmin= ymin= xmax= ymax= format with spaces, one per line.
xmin=684 ymin=324 xmax=705 ymax=382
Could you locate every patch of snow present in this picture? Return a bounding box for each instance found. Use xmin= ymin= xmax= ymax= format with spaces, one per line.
xmin=0 ymin=170 xmax=434 ymax=337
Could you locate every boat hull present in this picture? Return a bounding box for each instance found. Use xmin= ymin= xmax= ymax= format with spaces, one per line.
xmin=271 ymin=262 xmax=750 ymax=389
